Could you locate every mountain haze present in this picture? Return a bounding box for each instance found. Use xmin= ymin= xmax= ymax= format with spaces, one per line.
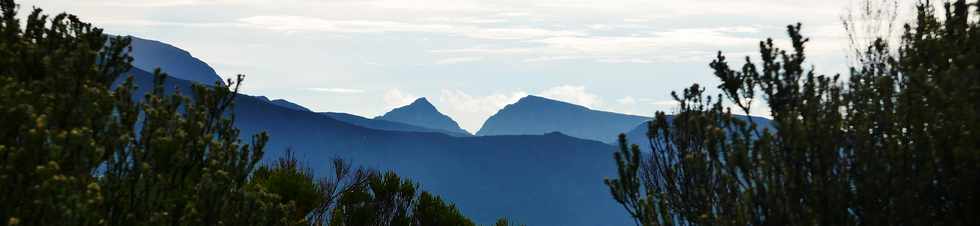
xmin=620 ymin=115 xmax=774 ymax=152
xmin=255 ymin=96 xmax=313 ymax=112
xmin=322 ymin=112 xmax=469 ymax=136
xmin=477 ymin=95 xmax=649 ymax=143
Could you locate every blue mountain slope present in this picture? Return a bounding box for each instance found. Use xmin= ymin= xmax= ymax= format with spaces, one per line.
xmin=620 ymin=115 xmax=774 ymax=152
xmin=375 ymin=98 xmax=471 ymax=136
xmin=322 ymin=112 xmax=470 ymax=137
xmin=127 ymin=36 xmax=225 ymax=85
xmin=114 ymin=68 xmax=631 ymax=226
xmin=254 ymin=96 xmax=312 ymax=112
xmin=477 ymin=95 xmax=650 ymax=143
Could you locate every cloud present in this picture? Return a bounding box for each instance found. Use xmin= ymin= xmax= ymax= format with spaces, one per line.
xmin=237 ymin=15 xmax=583 ymax=40
xmin=530 ymin=27 xmax=759 ymax=54
xmin=365 ymin=0 xmax=498 ymax=12
xmin=422 ymin=17 xmax=507 ymax=24
xmin=99 ymin=0 xmax=214 ymax=7
xmin=431 ymin=25 xmax=770 ymax=64
xmin=430 ymin=47 xmax=534 ymax=55
xmin=463 ymin=28 xmax=585 ymax=40
xmin=383 ymin=89 xmax=419 ymax=109
xmin=597 ymin=58 xmax=653 ymax=64
xmin=650 ymin=100 xmax=677 ymax=107
xmin=522 ymin=55 xmax=585 ymax=62
xmin=238 ymin=16 xmax=457 ymax=33
xmin=539 ymin=85 xmax=602 ymax=108
xmin=307 ymin=88 xmax=366 ymax=94
xmin=439 ymin=89 xmax=528 ymax=132
xmin=435 ymin=57 xmax=483 ymax=64
xmin=617 ymin=96 xmax=637 ymax=105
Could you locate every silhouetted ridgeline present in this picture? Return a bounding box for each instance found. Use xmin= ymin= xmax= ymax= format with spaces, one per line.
xmin=114 ymin=65 xmax=631 ymax=226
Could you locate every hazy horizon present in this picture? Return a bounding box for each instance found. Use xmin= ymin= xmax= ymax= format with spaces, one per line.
xmin=24 ymin=0 xmax=895 ymax=132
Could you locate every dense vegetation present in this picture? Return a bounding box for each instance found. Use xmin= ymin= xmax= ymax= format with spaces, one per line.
xmin=5 ymin=0 xmax=977 ymax=224
xmin=0 ymin=1 xmax=517 ymax=225
xmin=606 ymin=0 xmax=979 ymax=225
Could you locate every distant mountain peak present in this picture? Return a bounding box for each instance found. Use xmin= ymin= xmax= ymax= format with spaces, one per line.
xmin=375 ymin=97 xmax=471 ymax=135
xmin=515 ymin=95 xmax=552 ymax=103
xmin=477 ymin=95 xmax=648 ymax=142
xmin=502 ymin=95 xmax=589 ymax=112
xmin=521 ymin=94 xmax=548 ymax=100
xmin=520 ymin=95 xmax=577 ymax=104
xmin=409 ymin=97 xmax=435 ymax=108
xmin=125 ymin=35 xmax=225 ymax=86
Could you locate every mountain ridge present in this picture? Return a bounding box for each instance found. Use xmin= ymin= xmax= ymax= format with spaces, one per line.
xmin=117 ymin=36 xmax=633 ymax=226
xmin=375 ymin=97 xmax=471 ymax=136
xmin=127 ymin=36 xmax=225 ymax=86
xmin=477 ymin=95 xmax=650 ymax=143
xmin=322 ymin=112 xmax=470 ymax=137
xmin=114 ymin=67 xmax=629 ymax=226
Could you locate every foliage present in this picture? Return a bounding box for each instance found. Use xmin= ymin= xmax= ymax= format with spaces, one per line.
xmin=251 ymin=151 xmax=325 ymax=225
xmin=0 ymin=0 xmax=299 ymax=225
xmin=328 ymin=171 xmax=479 ymax=226
xmin=413 ymin=192 xmax=475 ymax=226
xmin=308 ymin=158 xmax=372 ymax=226
xmin=492 ymin=218 xmax=526 ymax=226
xmin=606 ymin=0 xmax=979 ymax=225
xmin=0 ymin=1 xmax=499 ymax=226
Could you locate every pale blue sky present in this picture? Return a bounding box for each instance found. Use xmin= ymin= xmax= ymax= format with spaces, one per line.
xmin=25 ymin=0 xmax=879 ymax=132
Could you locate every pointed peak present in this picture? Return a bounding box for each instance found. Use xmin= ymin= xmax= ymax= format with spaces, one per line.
xmin=376 ymin=97 xmax=470 ymax=135
xmin=411 ymin=97 xmax=432 ymax=105
xmin=399 ymin=97 xmax=436 ymax=111
xmin=520 ymin=95 xmax=547 ymax=101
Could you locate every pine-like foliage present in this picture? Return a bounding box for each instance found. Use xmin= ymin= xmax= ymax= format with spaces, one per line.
xmin=251 ymin=151 xmax=326 ymax=225
xmin=0 ymin=1 xmax=297 ymax=225
xmin=605 ymin=1 xmax=979 ymax=225
xmin=328 ymin=171 xmax=479 ymax=226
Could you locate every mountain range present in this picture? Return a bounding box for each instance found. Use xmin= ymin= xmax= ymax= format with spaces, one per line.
xmin=374 ymin=98 xmax=472 ymax=136
xmin=477 ymin=95 xmax=649 ymax=143
xmin=116 ymin=35 xmax=770 ymax=226
xmin=116 ymin=36 xmax=633 ymax=226
xmin=128 ymin=36 xmax=225 ymax=85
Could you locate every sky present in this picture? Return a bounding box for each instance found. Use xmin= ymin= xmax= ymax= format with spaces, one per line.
xmin=23 ymin=0 xmax=904 ymax=133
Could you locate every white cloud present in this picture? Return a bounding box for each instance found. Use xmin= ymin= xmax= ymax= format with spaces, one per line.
xmin=99 ymin=0 xmax=214 ymax=7
xmin=439 ymin=89 xmax=528 ymax=132
xmin=431 ymin=25 xmax=775 ymax=64
xmin=539 ymin=85 xmax=602 ymax=108
xmin=237 ymin=15 xmax=583 ymax=40
xmin=495 ymin=12 xmax=532 ymax=17
xmin=238 ymin=16 xmax=457 ymax=33
xmin=430 ymin=47 xmax=534 ymax=55
xmin=523 ymin=55 xmax=585 ymax=62
xmin=435 ymin=57 xmax=483 ymax=64
xmin=530 ymin=27 xmax=759 ymax=54
xmin=650 ymin=100 xmax=677 ymax=107
xmin=307 ymin=88 xmax=366 ymax=94
xmin=365 ymin=0 xmax=498 ymax=12
xmin=463 ymin=28 xmax=585 ymax=40
xmin=383 ymin=89 xmax=419 ymax=109
xmin=597 ymin=58 xmax=653 ymax=64
xmin=422 ymin=17 xmax=507 ymax=24
xmin=617 ymin=96 xmax=637 ymax=105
